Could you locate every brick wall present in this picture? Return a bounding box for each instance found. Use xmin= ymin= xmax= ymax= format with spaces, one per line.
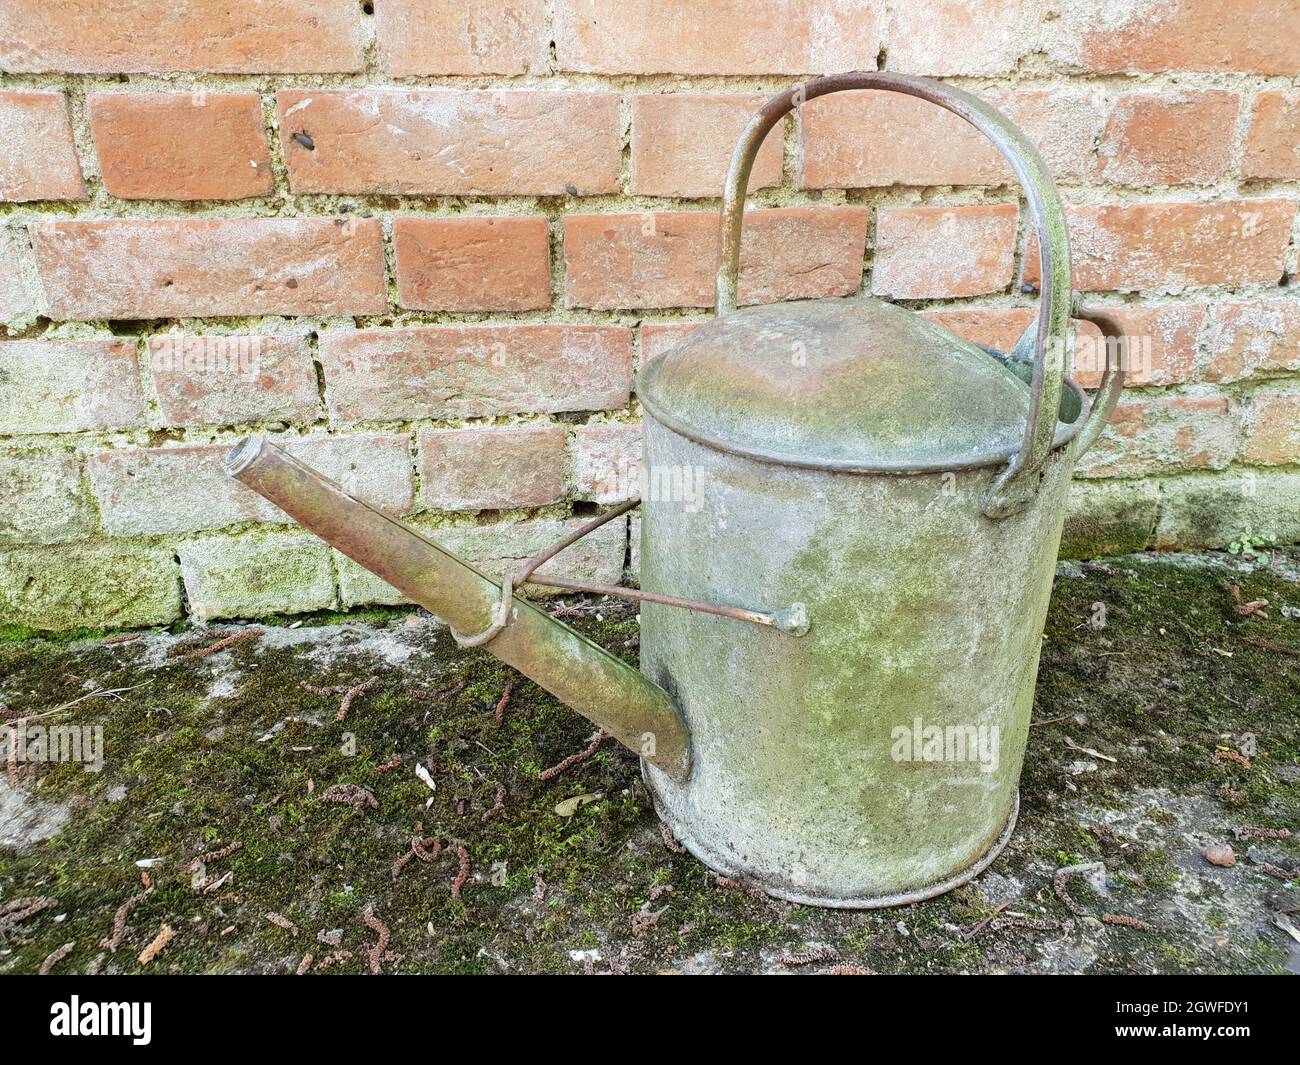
xmin=2 ymin=0 xmax=1299 ymax=630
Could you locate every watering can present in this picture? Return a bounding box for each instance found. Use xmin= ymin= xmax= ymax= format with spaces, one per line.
xmin=225 ymin=73 xmax=1124 ymax=908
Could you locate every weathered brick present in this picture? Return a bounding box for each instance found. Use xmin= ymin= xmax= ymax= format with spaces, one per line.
xmin=553 ymin=0 xmax=881 ymax=74
xmin=0 ymin=451 xmax=93 ymax=545
xmin=564 ymin=208 xmax=868 ymax=309
xmin=1201 ymin=301 xmax=1300 ymax=383
xmin=627 ymin=513 xmax=641 ymax=585
xmin=1059 ymin=479 xmax=1160 ymax=559
xmin=1243 ymin=91 xmax=1300 ymax=180
xmin=1156 ymin=471 xmax=1300 ymax=550
xmin=1023 ymin=201 xmax=1296 ymax=293
xmin=1048 ymin=1 xmax=1300 ymax=75
xmin=319 ymin=325 xmax=632 ymax=423
xmin=394 ymin=216 xmax=551 ymax=312
xmin=640 ymin=322 xmax=704 ymax=364
xmin=922 ymin=307 xmax=1038 ymax=353
xmin=887 ymin=0 xmax=1045 ymax=76
xmin=179 ymin=534 xmax=336 ymax=621
xmin=1076 ymin=394 xmax=1242 ymax=479
xmin=631 ymin=95 xmax=782 ymax=198
xmin=872 ymin=205 xmax=1017 ymax=299
xmin=0 ymin=91 xmax=83 ymax=201
xmin=1243 ymin=389 xmax=1300 ymax=466
xmin=334 ymin=514 xmax=627 ymax=607
xmin=799 ymin=88 xmax=1104 ymax=188
xmin=88 ymin=92 xmax=272 ymax=201
xmin=277 ymin=90 xmax=621 ymax=196
xmin=418 ymin=426 xmax=568 ymax=511
xmin=573 ymin=423 xmax=641 ymax=503
xmin=1098 ymin=91 xmax=1238 ymax=187
xmin=1073 ymin=304 xmax=1205 ymax=388
xmin=148 ymin=333 xmax=320 ymax=427
xmin=0 ymin=543 xmax=181 ymax=630
xmin=88 ymin=435 xmax=413 ymax=536
xmin=0 ymin=228 xmax=37 ymax=326
xmin=376 ymin=0 xmax=549 ymax=76
xmin=0 ymin=339 xmax=144 ymax=435
xmin=0 ymin=0 xmax=366 ymax=73
xmin=29 ymin=218 xmax=387 ymax=320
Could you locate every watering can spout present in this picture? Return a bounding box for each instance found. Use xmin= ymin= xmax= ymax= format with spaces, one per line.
xmin=224 ymin=435 xmax=691 ymax=782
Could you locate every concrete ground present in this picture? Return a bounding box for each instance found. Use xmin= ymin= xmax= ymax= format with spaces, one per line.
xmin=0 ymin=550 xmax=1297 ymax=974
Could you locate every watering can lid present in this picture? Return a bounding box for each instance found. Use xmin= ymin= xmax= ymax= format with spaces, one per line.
xmin=637 ymin=296 xmax=1084 ymax=474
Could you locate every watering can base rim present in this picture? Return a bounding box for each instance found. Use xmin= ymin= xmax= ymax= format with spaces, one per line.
xmin=644 ymin=769 xmax=1019 ymax=910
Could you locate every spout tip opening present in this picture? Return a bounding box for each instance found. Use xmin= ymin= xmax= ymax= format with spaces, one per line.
xmin=224 ymin=435 xmax=265 ymax=478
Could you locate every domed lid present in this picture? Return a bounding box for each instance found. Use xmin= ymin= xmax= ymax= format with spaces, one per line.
xmin=637 ymin=296 xmax=1084 ymax=474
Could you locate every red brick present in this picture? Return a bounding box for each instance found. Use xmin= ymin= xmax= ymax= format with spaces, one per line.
xmin=1048 ymin=0 xmax=1300 ymax=75
xmin=553 ymin=0 xmax=881 ymax=74
xmin=0 ymin=0 xmax=365 ymax=73
xmin=29 ymin=218 xmax=387 ymax=320
xmin=922 ymin=307 xmax=1039 ymax=353
xmin=564 ymin=208 xmax=868 ymax=310
xmin=873 ymin=205 xmax=1017 ymax=299
xmin=1072 ymin=304 xmax=1205 ymax=388
xmin=1099 ymin=91 xmax=1238 ymax=187
xmin=419 ymin=426 xmax=567 ymax=511
xmin=640 ymin=322 xmax=705 ymax=364
xmin=573 ymin=423 xmax=642 ymax=503
xmin=377 ymin=0 xmax=548 ymax=76
xmin=277 ymin=90 xmax=621 ymax=196
xmin=89 ymin=435 xmax=414 ymax=535
xmin=888 ymin=0 xmax=1044 ymax=76
xmin=631 ymin=95 xmax=781 ymax=198
xmin=1244 ymin=390 xmax=1300 ymax=466
xmin=147 ymin=334 xmax=320 ymax=426
xmin=394 ymin=216 xmax=551 ymax=312
xmin=1024 ymin=201 xmax=1296 ymax=293
xmin=1243 ymin=92 xmax=1300 ymax=180
xmin=1201 ymin=301 xmax=1300 ymax=383
xmin=88 ymin=92 xmax=272 ymax=201
xmin=318 ymin=325 xmax=632 ymax=423
xmin=0 ymin=339 xmax=143 ymax=434
xmin=799 ymin=88 xmax=1104 ymax=188
xmin=1076 ymin=394 xmax=1242 ymax=478
xmin=0 ymin=91 xmax=83 ymax=201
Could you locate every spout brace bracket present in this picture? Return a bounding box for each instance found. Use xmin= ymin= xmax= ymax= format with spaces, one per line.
xmin=469 ymin=498 xmax=809 ymax=639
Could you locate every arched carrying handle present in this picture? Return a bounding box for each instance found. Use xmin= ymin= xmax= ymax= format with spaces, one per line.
xmin=716 ymin=73 xmax=1120 ymax=518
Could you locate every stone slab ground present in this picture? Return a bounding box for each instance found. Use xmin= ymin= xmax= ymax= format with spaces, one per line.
xmin=0 ymin=552 xmax=1296 ymax=974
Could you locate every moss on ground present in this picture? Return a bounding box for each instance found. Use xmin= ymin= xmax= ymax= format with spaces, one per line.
xmin=0 ymin=552 xmax=1296 ymax=974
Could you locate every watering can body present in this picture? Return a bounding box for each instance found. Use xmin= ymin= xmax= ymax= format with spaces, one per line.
xmin=227 ymin=73 xmax=1124 ymax=908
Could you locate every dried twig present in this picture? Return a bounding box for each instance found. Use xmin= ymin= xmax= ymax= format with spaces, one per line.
xmin=362 ymin=905 xmax=390 ymax=975
xmin=538 ymin=731 xmax=607 ymax=782
xmin=264 ymin=912 xmax=299 ymax=937
xmin=100 ymin=890 xmax=150 ymax=951
xmin=175 ymin=628 xmax=263 ymax=660
xmin=178 ymin=840 xmax=243 ymax=875
xmin=1102 ymin=913 xmax=1161 ymax=932
xmin=1234 ymin=826 xmax=1293 ymax=841
xmin=374 ymin=756 xmax=401 ymax=775
xmin=101 ymin=633 xmax=142 ymax=646
xmin=317 ymin=950 xmax=354 ymax=971
xmin=337 ymin=677 xmax=378 ymax=722
xmin=660 ymin=823 xmax=687 ymax=854
xmin=1053 ymin=862 xmax=1105 ymax=917
xmin=138 ymin=925 xmax=175 ymax=965
xmin=37 ymin=941 xmax=74 ymax=975
xmin=321 ymin=783 xmax=378 ymax=810
xmin=1213 ymin=749 xmax=1251 ymax=768
xmin=407 ymin=681 xmax=465 ymax=700
xmin=479 ymin=782 xmax=506 ymax=823
xmin=494 ymin=682 xmax=513 ymax=725
xmin=1234 ymin=635 xmax=1300 ymax=656
xmin=780 ymin=946 xmax=840 ymax=967
xmin=296 ymin=953 xmax=314 ymax=975
xmin=449 ymin=841 xmax=471 ymax=898
xmin=821 ymin=964 xmax=873 ymax=975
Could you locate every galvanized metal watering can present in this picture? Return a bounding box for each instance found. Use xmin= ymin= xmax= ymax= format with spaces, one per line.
xmin=226 ymin=74 xmax=1124 ymax=908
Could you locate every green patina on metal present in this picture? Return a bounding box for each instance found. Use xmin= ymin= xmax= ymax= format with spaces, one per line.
xmin=225 ymin=74 xmax=1125 ymax=908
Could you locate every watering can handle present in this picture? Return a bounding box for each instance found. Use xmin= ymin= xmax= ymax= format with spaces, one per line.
xmin=715 ymin=73 xmax=1123 ymax=518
